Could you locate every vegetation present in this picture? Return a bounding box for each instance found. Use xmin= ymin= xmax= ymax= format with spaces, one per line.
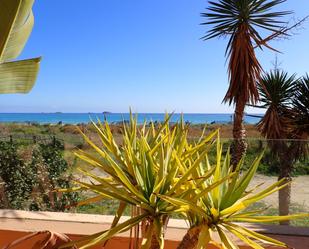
xmin=0 ymin=0 xmax=40 ymax=94
xmin=3 ymin=122 xmax=308 ymax=175
xmin=0 ymin=0 xmax=41 ymax=209
xmin=60 ymin=115 xmax=224 ymax=249
xmin=29 ymin=140 xmax=79 ymax=211
xmin=59 ymin=115 xmax=308 ymax=249
xmin=201 ymin=0 xmax=291 ymax=168
xmin=0 ymin=139 xmax=78 ymax=211
xmin=255 ymin=70 xmax=309 ymax=223
xmin=0 ymin=141 xmax=33 ymax=209
xmin=0 ymin=1 xmax=308 ymax=249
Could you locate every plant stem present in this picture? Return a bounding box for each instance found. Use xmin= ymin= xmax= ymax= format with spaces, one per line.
xmin=177 ymin=226 xmax=201 ymax=249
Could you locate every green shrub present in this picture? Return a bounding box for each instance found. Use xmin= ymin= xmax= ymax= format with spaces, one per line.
xmin=0 ymin=139 xmax=78 ymax=211
xmin=28 ymin=139 xmax=79 ymax=211
xmin=0 ymin=142 xmax=33 ymax=209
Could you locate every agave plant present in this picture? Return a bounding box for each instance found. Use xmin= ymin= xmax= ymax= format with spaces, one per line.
xmin=201 ymin=0 xmax=291 ymax=168
xmin=0 ymin=0 xmax=41 ymax=94
xmin=160 ymin=138 xmax=307 ymax=249
xmin=60 ymin=114 xmax=231 ymax=249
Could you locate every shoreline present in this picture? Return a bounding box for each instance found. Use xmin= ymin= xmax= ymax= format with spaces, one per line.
xmin=0 ymin=113 xmax=262 ymax=125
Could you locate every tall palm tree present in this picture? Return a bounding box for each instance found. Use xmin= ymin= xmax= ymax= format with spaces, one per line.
xmin=257 ymin=70 xmax=309 ymax=225
xmin=201 ymin=0 xmax=291 ymax=168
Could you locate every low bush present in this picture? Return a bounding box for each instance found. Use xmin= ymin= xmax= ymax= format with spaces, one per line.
xmin=0 ymin=142 xmax=33 ymax=209
xmin=0 ymin=139 xmax=78 ymax=211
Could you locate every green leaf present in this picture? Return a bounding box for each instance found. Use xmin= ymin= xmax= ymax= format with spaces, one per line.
xmin=224 ymin=223 xmax=287 ymax=247
xmin=0 ymin=58 xmax=40 ymax=93
xmin=0 ymin=0 xmax=40 ymax=94
xmin=158 ymin=194 xmax=208 ymax=219
xmin=168 ymin=147 xmax=213 ymax=195
xmin=193 ymin=173 xmax=235 ymax=202
xmin=0 ymin=0 xmax=35 ymax=61
xmin=102 ymin=201 xmax=128 ymax=248
xmin=61 ymin=213 xmax=148 ymax=249
xmin=228 ymin=214 xmax=309 ymax=223
xmin=223 ymin=153 xmax=263 ymax=208
xmin=196 ymin=225 xmax=211 ymax=249
xmin=224 ymin=224 xmax=264 ymax=249
xmin=216 ymin=225 xmax=238 ymax=249
xmin=221 ymin=179 xmax=290 ymax=216
xmin=73 ymin=180 xmax=139 ymax=206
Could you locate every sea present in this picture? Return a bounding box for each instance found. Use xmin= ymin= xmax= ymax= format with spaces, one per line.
xmin=0 ymin=113 xmax=262 ymax=125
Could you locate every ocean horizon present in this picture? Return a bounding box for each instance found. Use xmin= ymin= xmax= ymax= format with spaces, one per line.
xmin=0 ymin=113 xmax=262 ymax=125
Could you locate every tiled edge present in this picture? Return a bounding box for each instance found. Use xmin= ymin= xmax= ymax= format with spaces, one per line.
xmin=1 ymin=210 xmax=309 ymax=238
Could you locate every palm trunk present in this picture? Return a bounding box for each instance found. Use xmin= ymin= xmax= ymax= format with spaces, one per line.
xmin=177 ymin=226 xmax=201 ymax=249
xmin=278 ymin=165 xmax=292 ymax=225
xmin=231 ymin=100 xmax=247 ymax=170
xmin=277 ymin=143 xmax=298 ymax=225
xmin=278 ymin=177 xmax=291 ymax=225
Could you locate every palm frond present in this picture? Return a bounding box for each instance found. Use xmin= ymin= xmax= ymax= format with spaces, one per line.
xmin=202 ymin=0 xmax=290 ymax=42
xmin=293 ymin=74 xmax=309 ymax=136
xmin=201 ymin=0 xmax=291 ymax=105
xmin=257 ymin=70 xmax=297 ymax=140
xmin=290 ymin=75 xmax=309 ymax=158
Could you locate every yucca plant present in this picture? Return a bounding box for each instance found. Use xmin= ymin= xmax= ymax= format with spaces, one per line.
xmin=0 ymin=0 xmax=41 ymax=94
xmin=160 ymin=138 xmax=308 ymax=249
xmin=57 ymin=114 xmax=309 ymax=249
xmin=60 ymin=114 xmax=231 ymax=249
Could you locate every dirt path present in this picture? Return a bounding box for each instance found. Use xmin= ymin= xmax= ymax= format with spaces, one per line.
xmin=250 ymin=174 xmax=309 ymax=209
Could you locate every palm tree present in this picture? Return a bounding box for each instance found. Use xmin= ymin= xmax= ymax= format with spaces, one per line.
xmin=256 ymin=70 xmax=296 ymax=224
xmin=201 ymin=0 xmax=291 ymax=168
xmin=293 ymin=74 xmax=309 ymax=144
xmin=256 ymin=70 xmax=309 ymax=225
xmin=289 ymin=74 xmax=309 ymax=194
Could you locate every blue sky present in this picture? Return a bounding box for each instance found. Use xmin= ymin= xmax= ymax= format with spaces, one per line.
xmin=0 ymin=0 xmax=308 ymax=113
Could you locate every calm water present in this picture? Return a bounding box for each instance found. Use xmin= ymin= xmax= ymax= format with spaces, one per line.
xmin=0 ymin=113 xmax=261 ymax=124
